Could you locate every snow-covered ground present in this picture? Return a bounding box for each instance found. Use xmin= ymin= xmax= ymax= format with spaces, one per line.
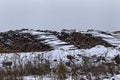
xmin=0 ymin=30 xmax=120 ymax=65
xmin=22 ymin=76 xmax=73 ymax=80
xmin=103 ymin=74 xmax=120 ymax=80
xmin=1 ymin=29 xmax=120 ymax=80
xmin=22 ymin=74 xmax=120 ymax=80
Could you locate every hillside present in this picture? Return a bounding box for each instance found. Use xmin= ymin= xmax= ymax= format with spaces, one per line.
xmin=0 ymin=29 xmax=120 ymax=80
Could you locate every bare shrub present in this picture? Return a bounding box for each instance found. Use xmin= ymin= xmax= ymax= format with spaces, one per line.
xmin=55 ymin=62 xmax=68 ymax=80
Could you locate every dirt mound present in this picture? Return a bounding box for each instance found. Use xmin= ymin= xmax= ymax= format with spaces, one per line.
xmin=57 ymin=31 xmax=114 ymax=49
xmin=0 ymin=30 xmax=53 ymax=53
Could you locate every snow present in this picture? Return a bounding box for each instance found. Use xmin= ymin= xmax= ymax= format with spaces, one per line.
xmin=12 ymin=74 xmax=120 ymax=80
xmin=84 ymin=45 xmax=120 ymax=59
xmin=0 ymin=30 xmax=120 ymax=66
xmin=1 ymin=29 xmax=120 ymax=79
xmin=81 ymin=30 xmax=120 ymax=47
xmin=23 ymin=75 xmax=73 ymax=80
xmin=21 ymin=30 xmax=76 ymax=50
xmin=16 ymin=73 xmax=120 ymax=80
xmin=0 ymin=45 xmax=119 ymax=68
xmin=23 ymin=76 xmax=55 ymax=80
xmin=103 ymin=74 xmax=120 ymax=80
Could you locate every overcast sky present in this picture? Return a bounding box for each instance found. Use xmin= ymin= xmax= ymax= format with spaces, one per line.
xmin=0 ymin=0 xmax=120 ymax=31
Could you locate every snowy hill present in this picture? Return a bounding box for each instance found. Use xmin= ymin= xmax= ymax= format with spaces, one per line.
xmin=0 ymin=29 xmax=120 ymax=80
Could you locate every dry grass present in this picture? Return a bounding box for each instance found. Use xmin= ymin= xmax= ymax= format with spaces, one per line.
xmin=0 ymin=53 xmax=119 ymax=80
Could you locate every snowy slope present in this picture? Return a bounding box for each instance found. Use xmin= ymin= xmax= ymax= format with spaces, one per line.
xmin=21 ymin=29 xmax=77 ymax=50
xmin=81 ymin=30 xmax=120 ymax=48
xmin=0 ymin=30 xmax=120 ymax=65
xmin=0 ymin=29 xmax=120 ymax=80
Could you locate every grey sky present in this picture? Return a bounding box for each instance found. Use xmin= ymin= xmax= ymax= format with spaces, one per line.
xmin=0 ymin=0 xmax=120 ymax=31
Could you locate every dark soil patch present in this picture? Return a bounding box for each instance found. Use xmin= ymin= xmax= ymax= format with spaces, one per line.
xmin=57 ymin=31 xmax=114 ymax=49
xmin=0 ymin=30 xmax=53 ymax=53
